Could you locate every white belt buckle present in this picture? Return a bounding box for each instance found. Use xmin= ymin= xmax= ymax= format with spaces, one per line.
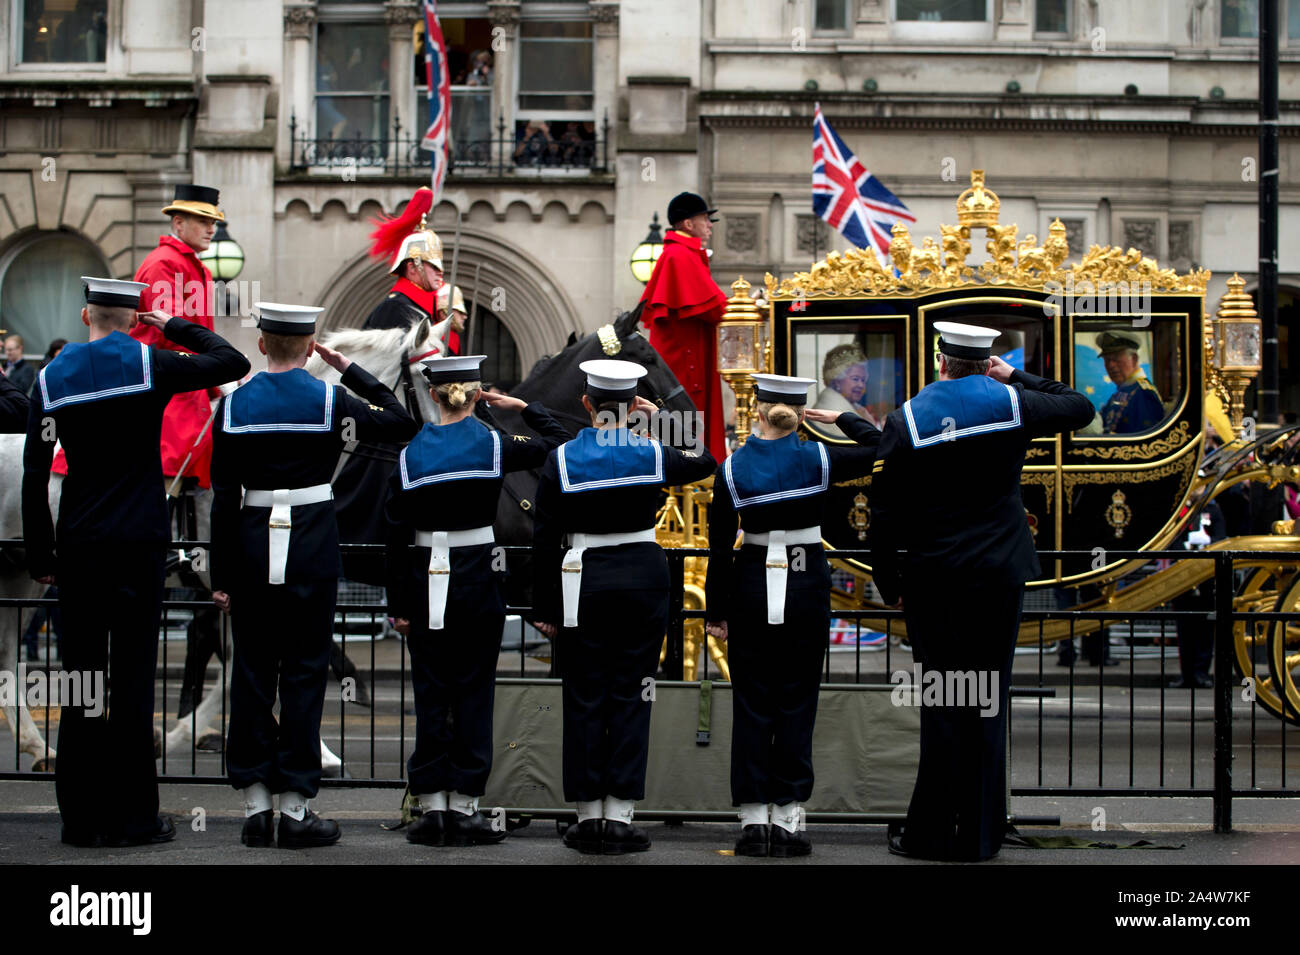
xmin=561 ymin=538 xmax=587 ymax=629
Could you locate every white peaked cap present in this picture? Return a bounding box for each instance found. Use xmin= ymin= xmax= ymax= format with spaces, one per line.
xmin=420 ymin=354 xmax=487 ymax=384
xmin=934 ymin=320 xmax=1000 ymax=359
xmin=82 ymin=276 xmax=148 ymax=307
xmin=580 ymin=359 xmax=647 ymax=398
xmin=752 ymin=373 xmax=816 ymax=404
xmin=254 ymin=302 xmax=324 ymax=336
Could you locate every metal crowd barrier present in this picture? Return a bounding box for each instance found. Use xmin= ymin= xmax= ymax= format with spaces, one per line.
xmin=2 ymin=544 xmax=1296 ymax=831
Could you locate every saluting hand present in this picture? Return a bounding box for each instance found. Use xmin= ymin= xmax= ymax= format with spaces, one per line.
xmin=479 ymin=390 xmax=527 ymax=413
xmin=136 ymin=309 xmax=172 ymax=330
xmin=985 ymin=355 xmax=1014 ymax=383
xmin=803 ymin=408 xmax=839 ymax=424
xmin=632 ymin=396 xmax=658 ymax=418
xmin=313 ymin=341 xmax=353 ymax=374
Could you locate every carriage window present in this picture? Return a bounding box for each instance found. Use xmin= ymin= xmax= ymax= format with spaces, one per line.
xmin=1070 ymin=318 xmax=1184 ymax=437
xmin=923 ymin=309 xmax=1047 ymax=385
xmin=791 ymin=321 xmax=904 ymax=440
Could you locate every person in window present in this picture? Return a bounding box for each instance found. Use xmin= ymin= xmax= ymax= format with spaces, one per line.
xmin=812 ymin=343 xmax=882 ymax=437
xmin=513 ymin=120 xmax=557 ymax=166
xmin=465 ymin=50 xmax=492 ymax=87
xmin=1096 ymin=332 xmax=1163 ymax=434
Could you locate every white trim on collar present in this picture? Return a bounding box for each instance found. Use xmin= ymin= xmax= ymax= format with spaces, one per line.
xmin=222 ymin=377 xmax=334 ymax=434
xmin=557 ymin=437 xmax=664 ymax=492
xmin=39 ymin=341 xmax=154 ymax=411
xmin=903 ymin=382 xmax=1021 ymax=449
xmin=399 ymin=429 xmax=502 ymax=489
xmin=723 ymin=441 xmax=829 ymax=507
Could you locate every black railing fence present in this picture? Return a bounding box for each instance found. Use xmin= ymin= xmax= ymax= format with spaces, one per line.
xmin=287 ymin=111 xmax=611 ymax=177
xmin=2 ymin=545 xmax=1297 ymax=831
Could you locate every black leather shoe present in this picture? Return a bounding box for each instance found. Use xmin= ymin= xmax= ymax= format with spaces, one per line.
xmin=734 ymin=824 xmax=770 ymax=857
xmin=277 ymin=810 xmax=340 ymax=849
xmin=562 ymin=818 xmax=604 ymax=854
xmin=886 ymin=822 xmax=914 ymax=857
xmin=769 ymin=825 xmax=811 ymax=858
xmin=443 ymin=810 xmax=506 ymax=846
xmin=61 ymin=826 xmax=103 ymax=848
xmin=602 ymin=820 xmax=651 ymax=855
xmin=241 ymin=810 xmax=274 ymax=847
xmin=109 ymin=815 xmax=176 ymax=847
xmin=406 ymin=810 xmax=446 ymax=846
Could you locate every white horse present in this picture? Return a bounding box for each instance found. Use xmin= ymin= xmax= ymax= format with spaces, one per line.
xmin=306 ymin=316 xmax=445 ymax=426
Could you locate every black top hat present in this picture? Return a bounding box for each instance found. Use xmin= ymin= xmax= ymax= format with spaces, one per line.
xmin=667 ymin=192 xmax=718 ymax=226
xmin=162 ymin=184 xmax=225 ymax=222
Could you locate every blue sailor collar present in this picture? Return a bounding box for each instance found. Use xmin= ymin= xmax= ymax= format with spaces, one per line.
xmin=223 ymin=368 xmax=334 ymax=434
xmin=902 ymin=375 xmax=1021 ymax=449
xmin=723 ymin=431 xmax=829 ymax=509
xmin=38 ymin=332 xmax=153 ymax=411
xmin=558 ymin=427 xmax=664 ymax=493
xmin=399 ymin=417 xmax=502 ymax=489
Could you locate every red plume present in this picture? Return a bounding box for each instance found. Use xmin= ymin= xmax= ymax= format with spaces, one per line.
xmin=368 ymin=187 xmax=434 ymax=261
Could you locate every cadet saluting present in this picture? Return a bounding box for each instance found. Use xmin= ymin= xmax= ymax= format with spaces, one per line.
xmin=704 ymin=375 xmax=880 ymax=858
xmin=871 ymin=322 xmax=1095 ymax=861
xmin=385 ymin=355 xmax=567 ymax=847
xmin=23 ymin=277 xmax=249 ymax=847
xmin=210 ymin=303 xmax=417 ymax=849
xmin=532 ymin=360 xmax=716 ymax=854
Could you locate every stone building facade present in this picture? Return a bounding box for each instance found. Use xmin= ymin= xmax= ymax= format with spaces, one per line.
xmin=0 ymin=0 xmax=1296 ymax=401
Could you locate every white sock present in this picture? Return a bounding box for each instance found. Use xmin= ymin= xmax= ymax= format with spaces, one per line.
xmin=447 ymin=791 xmax=477 ymax=816
xmin=417 ymin=791 xmax=448 ymax=812
xmin=576 ymin=800 xmax=603 ymax=823
xmin=738 ymin=803 xmax=768 ymax=828
xmin=770 ymin=802 xmax=800 ymax=833
xmin=279 ymin=791 xmax=308 ymax=822
xmin=242 ymin=783 xmax=272 ymax=818
xmin=603 ymin=797 xmax=635 ymax=824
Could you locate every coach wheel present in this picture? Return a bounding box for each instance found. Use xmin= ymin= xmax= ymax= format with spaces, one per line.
xmin=1232 ymin=566 xmax=1292 ymax=724
xmin=1267 ymin=571 xmax=1300 ymax=728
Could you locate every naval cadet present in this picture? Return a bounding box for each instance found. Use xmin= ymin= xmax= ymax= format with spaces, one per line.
xmin=210 ymin=303 xmax=417 ymax=849
xmin=704 ymin=375 xmax=880 ymax=858
xmin=22 ymin=277 xmax=250 ymax=847
xmin=384 ymin=354 xmax=567 ymax=847
xmin=871 ymin=322 xmax=1094 ymax=861
xmin=532 ymin=360 xmax=716 ymax=854
xmin=1097 ymin=331 xmax=1163 ymax=434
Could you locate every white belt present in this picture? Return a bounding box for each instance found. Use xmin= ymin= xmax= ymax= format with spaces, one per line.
xmin=562 ymin=528 xmax=658 ymax=628
xmin=414 ymin=525 xmax=495 ymax=630
xmin=743 ymin=526 xmax=821 ymax=625
xmin=242 ymin=484 xmax=333 ymax=585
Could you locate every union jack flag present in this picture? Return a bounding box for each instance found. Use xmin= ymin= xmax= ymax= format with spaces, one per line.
xmin=812 ymin=104 xmax=914 ymax=264
xmin=422 ymin=0 xmax=451 ymax=199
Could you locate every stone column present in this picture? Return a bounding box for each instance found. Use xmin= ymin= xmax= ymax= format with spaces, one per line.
xmin=386 ymin=2 xmax=421 ymax=166
xmin=995 ymin=0 xmax=1031 ymax=41
xmin=282 ymin=3 xmax=316 ymax=164
xmin=487 ymin=1 xmax=519 ymax=170
xmin=592 ymin=2 xmax=619 ymax=159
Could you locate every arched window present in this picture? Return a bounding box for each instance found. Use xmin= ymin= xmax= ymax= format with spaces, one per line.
xmin=0 ymin=232 xmax=112 ymax=359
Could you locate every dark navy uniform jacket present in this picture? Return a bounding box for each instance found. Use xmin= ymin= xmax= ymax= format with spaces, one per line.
xmin=210 ymin=364 xmax=418 ymax=592
xmin=705 ymin=414 xmax=879 ymax=624
xmin=1 ymin=374 xmax=30 ymax=432
xmin=1101 ymin=374 xmax=1163 ymax=434
xmin=22 ymin=318 xmax=250 ymax=579
xmin=532 ymin=426 xmax=717 ymax=624
xmin=362 ymin=291 xmax=428 ymax=331
xmin=384 ymin=402 xmax=568 ymax=620
xmin=870 ymin=369 xmax=1096 ymax=605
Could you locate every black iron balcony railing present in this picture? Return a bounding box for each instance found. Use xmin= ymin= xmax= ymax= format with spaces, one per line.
xmin=287 ymin=111 xmax=611 ymax=177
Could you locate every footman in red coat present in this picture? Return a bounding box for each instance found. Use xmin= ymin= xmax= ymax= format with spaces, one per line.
xmin=639 ymin=192 xmax=729 ymax=462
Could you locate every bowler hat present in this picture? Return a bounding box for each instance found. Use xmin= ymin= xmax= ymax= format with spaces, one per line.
xmin=667 ymin=192 xmax=718 ymax=226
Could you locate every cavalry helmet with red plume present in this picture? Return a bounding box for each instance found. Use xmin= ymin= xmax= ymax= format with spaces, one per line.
xmin=369 ymin=187 xmax=444 ymax=274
